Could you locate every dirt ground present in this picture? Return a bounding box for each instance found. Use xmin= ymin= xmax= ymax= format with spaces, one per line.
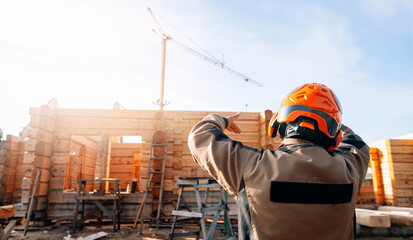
xmin=6 ymin=222 xmax=413 ymax=240
xmin=7 ymin=223 xmax=232 ymax=240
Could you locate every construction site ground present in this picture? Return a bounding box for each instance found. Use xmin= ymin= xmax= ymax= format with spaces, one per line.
xmin=4 ymin=221 xmax=413 ymax=240
xmin=6 ymin=221 xmax=231 ymax=240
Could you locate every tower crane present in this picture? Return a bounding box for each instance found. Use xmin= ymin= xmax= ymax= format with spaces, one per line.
xmin=148 ymin=8 xmax=263 ymax=110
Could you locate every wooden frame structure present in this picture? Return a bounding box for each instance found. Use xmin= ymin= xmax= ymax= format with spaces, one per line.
xmin=2 ymin=102 xmax=281 ymax=221
xmin=1 ymin=100 xmax=396 ymax=222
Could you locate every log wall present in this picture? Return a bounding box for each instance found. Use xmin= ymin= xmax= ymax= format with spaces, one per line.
xmin=11 ymin=104 xmax=382 ymax=220
xmin=109 ymin=143 xmax=141 ymax=190
xmin=38 ymin=108 xmax=266 ymax=219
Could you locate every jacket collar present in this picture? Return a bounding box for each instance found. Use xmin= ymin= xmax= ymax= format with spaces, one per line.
xmin=278 ymin=138 xmax=315 ymax=148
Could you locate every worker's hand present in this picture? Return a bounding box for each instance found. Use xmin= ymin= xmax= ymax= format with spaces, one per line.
xmin=225 ymin=112 xmax=241 ymax=134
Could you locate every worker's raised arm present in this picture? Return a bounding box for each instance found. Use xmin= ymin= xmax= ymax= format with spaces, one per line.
xmin=188 ymin=113 xmax=261 ymax=198
xmin=336 ymin=124 xmax=370 ymax=187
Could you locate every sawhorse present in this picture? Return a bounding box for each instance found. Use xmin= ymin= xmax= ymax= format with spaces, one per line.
xmin=73 ymin=179 xmax=121 ymax=233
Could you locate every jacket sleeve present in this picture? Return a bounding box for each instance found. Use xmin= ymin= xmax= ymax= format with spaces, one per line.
xmin=336 ymin=124 xmax=370 ymax=188
xmin=188 ymin=114 xmax=262 ymax=198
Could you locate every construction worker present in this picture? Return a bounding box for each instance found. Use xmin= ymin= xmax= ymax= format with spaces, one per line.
xmin=188 ymin=83 xmax=370 ymax=239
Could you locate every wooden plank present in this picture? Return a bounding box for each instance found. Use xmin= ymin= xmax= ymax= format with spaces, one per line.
xmin=179 ymin=111 xmax=259 ymax=121
xmin=57 ymin=118 xmax=156 ymax=130
xmin=35 ymin=142 xmax=53 ymax=157
xmin=397 ymin=198 xmax=413 ymax=207
xmin=49 ymin=177 xmax=64 ymax=190
xmin=36 ymin=183 xmax=49 ymax=196
xmin=39 ymin=169 xmax=50 ymax=183
xmin=360 ymin=207 xmax=413 ymax=227
xmin=386 ymin=146 xmax=413 ymax=154
xmin=109 ymin=158 xmax=135 ymax=165
xmin=111 ymin=143 xmax=142 ymax=149
xmin=109 ymin=165 xmax=133 ymax=173
xmin=52 ymin=153 xmax=68 ymax=165
xmin=388 ymin=139 xmax=413 ymax=147
xmin=53 ymin=139 xmax=69 ymax=153
xmin=2 ymin=220 xmax=17 ymax=240
xmin=0 ymin=205 xmax=14 ymax=219
xmin=29 ymin=115 xmax=55 ymax=132
xmin=71 ymin=135 xmax=99 ymax=149
xmin=50 ymin=163 xmax=66 ymax=178
xmin=55 ymin=108 xmax=157 ymax=119
xmin=48 ymin=190 xmax=77 ymax=204
xmin=110 ymin=149 xmax=141 ymax=157
xmin=378 ymin=206 xmax=413 ymax=215
xmin=25 ymin=128 xmax=54 ymax=144
xmin=355 ymin=209 xmax=391 ymax=228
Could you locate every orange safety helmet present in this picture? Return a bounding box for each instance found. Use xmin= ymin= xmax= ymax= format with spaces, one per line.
xmin=268 ymin=83 xmax=343 ymax=152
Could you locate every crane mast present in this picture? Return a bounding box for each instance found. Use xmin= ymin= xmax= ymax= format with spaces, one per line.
xmin=148 ymin=8 xmax=262 ymax=110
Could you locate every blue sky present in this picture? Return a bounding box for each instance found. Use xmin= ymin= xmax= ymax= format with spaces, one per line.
xmin=0 ymin=0 xmax=412 ymax=143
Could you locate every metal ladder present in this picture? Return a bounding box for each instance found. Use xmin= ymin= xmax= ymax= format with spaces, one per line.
xmin=169 ymin=177 xmax=235 ymax=240
xmin=134 ymin=134 xmax=168 ymax=235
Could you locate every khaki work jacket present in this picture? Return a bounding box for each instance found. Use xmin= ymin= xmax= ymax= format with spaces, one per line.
xmin=188 ymin=114 xmax=370 ymax=240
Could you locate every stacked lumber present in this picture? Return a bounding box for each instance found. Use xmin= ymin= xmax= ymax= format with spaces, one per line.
xmin=0 ymin=135 xmax=22 ymax=204
xmin=370 ymin=139 xmax=413 ymax=206
xmin=357 ymin=178 xmax=376 ymax=205
xmin=109 ymin=142 xmax=141 ymax=190
xmin=21 ymin=104 xmax=56 ymax=219
xmin=369 ymin=147 xmax=384 ymax=205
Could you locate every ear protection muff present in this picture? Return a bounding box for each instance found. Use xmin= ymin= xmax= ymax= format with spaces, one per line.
xmin=327 ymin=129 xmax=343 ymax=152
xmin=268 ymin=113 xmax=279 ymax=138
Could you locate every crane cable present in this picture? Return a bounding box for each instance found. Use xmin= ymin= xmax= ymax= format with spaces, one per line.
xmin=149 ymin=8 xmax=223 ymax=65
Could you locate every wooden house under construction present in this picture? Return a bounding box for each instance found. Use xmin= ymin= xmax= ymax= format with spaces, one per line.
xmin=0 ymin=101 xmax=282 ymax=222
xmin=1 ymin=100 xmax=413 ymax=227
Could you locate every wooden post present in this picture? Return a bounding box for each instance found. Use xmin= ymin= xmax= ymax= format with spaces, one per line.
xmin=159 ymin=37 xmax=167 ymax=111
xmin=98 ymin=134 xmax=109 ymax=228
xmin=24 ymin=168 xmax=41 ymax=236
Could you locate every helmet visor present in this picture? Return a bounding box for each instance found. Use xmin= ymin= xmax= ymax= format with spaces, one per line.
xmin=278 ymin=105 xmax=340 ymax=138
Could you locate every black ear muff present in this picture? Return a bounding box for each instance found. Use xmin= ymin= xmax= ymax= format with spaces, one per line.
xmin=268 ymin=113 xmax=279 ymax=138
xmin=328 ymin=130 xmax=343 ymax=152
